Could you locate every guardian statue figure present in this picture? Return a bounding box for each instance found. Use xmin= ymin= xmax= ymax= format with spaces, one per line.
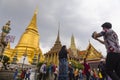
xmin=0 ymin=20 xmax=11 ymax=55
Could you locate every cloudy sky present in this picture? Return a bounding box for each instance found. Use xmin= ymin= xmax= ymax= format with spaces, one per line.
xmin=0 ymin=0 xmax=120 ymax=57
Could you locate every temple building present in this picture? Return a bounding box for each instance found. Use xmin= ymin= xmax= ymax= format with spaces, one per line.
xmin=68 ymin=34 xmax=81 ymax=60
xmin=69 ymin=34 xmax=78 ymax=57
xmin=3 ymin=9 xmax=103 ymax=65
xmin=82 ymin=42 xmax=104 ymax=68
xmin=68 ymin=35 xmax=103 ymax=61
xmin=4 ymin=10 xmax=43 ymax=64
xmin=44 ymin=29 xmax=62 ymax=65
xmin=44 ymin=30 xmax=103 ymax=65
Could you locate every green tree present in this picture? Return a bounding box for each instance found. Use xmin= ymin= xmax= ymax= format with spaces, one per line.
xmin=70 ymin=60 xmax=84 ymax=70
xmin=0 ymin=55 xmax=10 ymax=63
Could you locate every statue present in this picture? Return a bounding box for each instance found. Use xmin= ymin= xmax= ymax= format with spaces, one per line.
xmin=0 ymin=21 xmax=11 ymax=55
xmin=1 ymin=20 xmax=11 ymax=42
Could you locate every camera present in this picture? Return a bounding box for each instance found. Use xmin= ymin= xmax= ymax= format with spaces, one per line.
xmin=92 ymin=31 xmax=96 ymax=38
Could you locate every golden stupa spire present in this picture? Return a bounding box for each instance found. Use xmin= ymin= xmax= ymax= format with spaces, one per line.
xmin=14 ymin=8 xmax=42 ymax=63
xmin=48 ymin=22 xmax=62 ymax=51
xmin=70 ymin=34 xmax=76 ymax=50
xmin=34 ymin=7 xmax=38 ymax=14
xmin=26 ymin=8 xmax=38 ymax=32
xmin=56 ymin=22 xmax=60 ymax=43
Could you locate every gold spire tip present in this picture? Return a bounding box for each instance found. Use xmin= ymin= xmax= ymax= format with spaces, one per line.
xmin=34 ymin=7 xmax=38 ymax=14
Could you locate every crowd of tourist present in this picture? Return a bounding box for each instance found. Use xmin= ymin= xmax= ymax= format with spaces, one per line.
xmin=0 ymin=61 xmax=34 ymax=80
xmin=0 ymin=45 xmax=111 ymax=80
xmin=0 ymin=59 xmax=111 ymax=80
xmin=0 ymin=45 xmax=110 ymax=80
xmin=37 ymin=60 xmax=110 ymax=80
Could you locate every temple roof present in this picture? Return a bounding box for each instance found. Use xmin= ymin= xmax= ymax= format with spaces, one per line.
xmin=45 ymin=27 xmax=62 ymax=54
xmin=84 ymin=42 xmax=103 ymax=60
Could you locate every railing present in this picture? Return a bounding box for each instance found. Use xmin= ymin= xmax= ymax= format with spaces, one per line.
xmin=0 ymin=70 xmax=14 ymax=80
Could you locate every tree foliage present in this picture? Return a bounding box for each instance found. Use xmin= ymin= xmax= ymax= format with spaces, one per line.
xmin=70 ymin=60 xmax=84 ymax=70
xmin=0 ymin=55 xmax=10 ymax=63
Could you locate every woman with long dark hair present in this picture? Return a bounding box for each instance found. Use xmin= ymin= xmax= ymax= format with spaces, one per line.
xmin=58 ymin=45 xmax=68 ymax=80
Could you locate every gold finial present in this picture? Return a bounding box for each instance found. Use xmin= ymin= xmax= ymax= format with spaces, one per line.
xmin=6 ymin=20 xmax=11 ymax=26
xmin=34 ymin=6 xmax=38 ymax=14
xmin=2 ymin=20 xmax=11 ymax=34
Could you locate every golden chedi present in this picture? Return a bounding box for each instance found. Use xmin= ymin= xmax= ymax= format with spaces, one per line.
xmin=4 ymin=9 xmax=43 ymax=64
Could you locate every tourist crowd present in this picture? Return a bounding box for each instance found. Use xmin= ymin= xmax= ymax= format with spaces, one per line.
xmin=0 ymin=61 xmax=110 ymax=80
xmin=0 ymin=59 xmax=111 ymax=80
xmin=37 ymin=60 xmax=110 ymax=80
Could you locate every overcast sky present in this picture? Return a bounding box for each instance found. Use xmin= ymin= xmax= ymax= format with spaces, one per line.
xmin=0 ymin=0 xmax=120 ymax=57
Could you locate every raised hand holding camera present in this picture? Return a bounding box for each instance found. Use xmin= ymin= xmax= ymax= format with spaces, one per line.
xmin=92 ymin=31 xmax=97 ymax=39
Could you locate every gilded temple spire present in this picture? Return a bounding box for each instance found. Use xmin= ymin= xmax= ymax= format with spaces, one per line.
xmin=69 ymin=34 xmax=78 ymax=57
xmin=70 ymin=34 xmax=76 ymax=50
xmin=52 ymin=23 xmax=62 ymax=49
xmin=44 ymin=23 xmax=62 ymax=65
xmin=26 ymin=9 xmax=38 ymax=33
xmin=14 ymin=9 xmax=42 ymax=63
xmin=56 ymin=22 xmax=60 ymax=43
